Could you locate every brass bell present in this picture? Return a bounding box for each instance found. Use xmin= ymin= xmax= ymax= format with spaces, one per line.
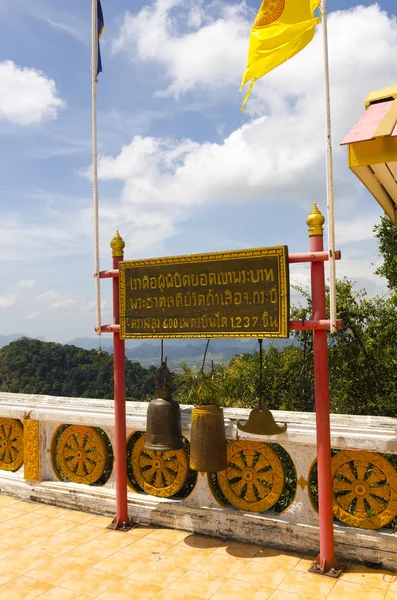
xmin=190 ymin=404 xmax=228 ymax=472
xmin=237 ymin=399 xmax=287 ymax=435
xmin=237 ymin=339 xmax=287 ymax=436
xmin=144 ymin=360 xmax=183 ymax=452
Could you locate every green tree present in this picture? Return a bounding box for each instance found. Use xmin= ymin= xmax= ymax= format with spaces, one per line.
xmin=374 ymin=216 xmax=397 ymax=289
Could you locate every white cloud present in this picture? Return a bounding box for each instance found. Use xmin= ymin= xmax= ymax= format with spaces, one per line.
xmin=35 ymin=290 xmax=77 ymax=309
xmin=25 ymin=311 xmax=38 ymax=320
xmin=0 ymin=60 xmax=64 ymax=125
xmin=0 ymin=295 xmax=19 ymax=308
xmin=101 ymin=4 xmax=397 ymax=288
xmin=113 ymin=0 xmax=251 ymax=97
xmin=17 ymin=279 xmax=36 ymax=289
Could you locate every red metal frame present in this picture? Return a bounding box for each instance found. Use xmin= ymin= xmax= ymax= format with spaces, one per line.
xmin=99 ymin=233 xmax=342 ymax=569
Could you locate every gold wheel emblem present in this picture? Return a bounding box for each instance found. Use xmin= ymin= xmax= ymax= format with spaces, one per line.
xmin=217 ymin=441 xmax=284 ymax=512
xmin=332 ymin=450 xmax=397 ymax=529
xmin=0 ymin=418 xmax=23 ymax=472
xmin=254 ymin=0 xmax=285 ymax=28
xmin=55 ymin=425 xmax=107 ymax=484
xmin=131 ymin=434 xmax=188 ymax=498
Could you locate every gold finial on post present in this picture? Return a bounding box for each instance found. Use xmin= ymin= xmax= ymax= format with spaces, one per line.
xmin=110 ymin=230 xmax=125 ymax=258
xmin=306 ymin=203 xmax=325 ymax=237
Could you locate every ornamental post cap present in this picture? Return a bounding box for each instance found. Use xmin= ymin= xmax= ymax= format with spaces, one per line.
xmin=110 ymin=230 xmax=125 ymax=257
xmin=306 ymin=203 xmax=325 ymax=237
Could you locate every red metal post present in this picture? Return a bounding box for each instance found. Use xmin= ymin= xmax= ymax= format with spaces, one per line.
xmin=108 ymin=231 xmax=133 ymax=530
xmin=307 ymin=204 xmax=340 ymax=574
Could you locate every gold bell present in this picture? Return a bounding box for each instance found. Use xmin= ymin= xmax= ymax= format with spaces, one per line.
xmin=190 ymin=404 xmax=228 ymax=472
xmin=145 ymin=360 xmax=183 ymax=452
xmin=237 ymin=400 xmax=287 ymax=436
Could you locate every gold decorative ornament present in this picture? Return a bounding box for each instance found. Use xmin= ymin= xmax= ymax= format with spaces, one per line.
xmin=131 ymin=434 xmax=189 ymax=497
xmin=297 ymin=475 xmax=308 ymax=490
xmin=217 ymin=441 xmax=284 ymax=512
xmin=0 ymin=418 xmax=24 ymax=471
xmin=306 ymin=203 xmax=325 ymax=237
xmin=254 ymin=0 xmax=285 ymax=27
xmin=110 ymin=230 xmax=125 ymax=257
xmin=23 ymin=420 xmax=40 ymax=481
xmin=55 ymin=425 xmax=107 ymax=484
xmin=332 ymin=450 xmax=397 ymax=530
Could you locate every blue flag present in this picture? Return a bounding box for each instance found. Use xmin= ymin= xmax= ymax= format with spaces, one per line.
xmin=97 ymin=0 xmax=104 ymax=76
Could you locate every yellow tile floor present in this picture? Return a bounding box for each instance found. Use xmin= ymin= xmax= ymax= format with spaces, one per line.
xmin=0 ymin=494 xmax=395 ymax=599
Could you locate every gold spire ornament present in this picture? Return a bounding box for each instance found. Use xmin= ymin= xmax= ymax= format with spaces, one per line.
xmin=110 ymin=230 xmax=125 ymax=257
xmin=306 ymin=203 xmax=325 ymax=237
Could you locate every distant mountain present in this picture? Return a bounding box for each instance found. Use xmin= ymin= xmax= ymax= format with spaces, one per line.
xmin=0 ymin=334 xmax=45 ymax=349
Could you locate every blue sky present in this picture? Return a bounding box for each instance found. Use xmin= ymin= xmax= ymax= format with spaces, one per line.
xmin=0 ymin=0 xmax=396 ymax=342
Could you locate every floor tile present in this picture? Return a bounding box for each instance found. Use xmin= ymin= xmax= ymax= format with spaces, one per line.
xmin=0 ymin=543 xmax=22 ymax=561
xmin=159 ymin=545 xmax=213 ymax=568
xmin=2 ymin=529 xmax=50 ymax=549
xmin=56 ymin=510 xmax=98 ymax=524
xmin=293 ymin=556 xmax=317 ymax=572
xmin=97 ymin=578 xmax=164 ymax=600
xmin=0 ymin=495 xmax=18 ymax=506
xmin=253 ymin=548 xmax=303 ymax=570
xmin=33 ymin=505 xmax=65 ymax=518
xmin=35 ymin=588 xmax=92 ymax=600
xmin=95 ymin=530 xmax=136 ymax=551
xmin=0 ymin=570 xmax=20 ymax=586
xmin=28 ymin=534 xmax=79 ymax=557
xmin=126 ymin=525 xmax=157 ymax=539
xmin=194 ymin=552 xmax=250 ymax=578
xmin=54 ymin=524 xmax=105 ymax=545
xmin=153 ymin=590 xmax=212 ymax=600
xmin=8 ymin=512 xmax=50 ymax=530
xmin=83 ymin=515 xmax=112 ymax=529
xmin=268 ymin=590 xmax=315 ymax=600
xmin=27 ymin=556 xmax=89 ymax=585
xmin=341 ymin=564 xmax=395 ymax=589
xmin=169 ymin=569 xmax=229 ymax=599
xmin=211 ymin=578 xmax=274 ymax=600
xmin=11 ymin=501 xmax=42 ymax=513
xmin=62 ymin=540 xmax=119 ymax=567
xmin=386 ymin=591 xmax=397 ymax=599
xmin=214 ymin=541 xmax=263 ymax=559
xmin=130 ymin=558 xmax=187 ymax=587
xmin=0 ymin=574 xmax=54 ymax=599
xmin=277 ymin=570 xmax=336 ymax=599
xmin=60 ymin=566 xmax=124 ymax=596
xmin=94 ymin=552 xmax=149 ymax=577
xmin=327 ymin=579 xmax=389 ymax=599
xmin=146 ymin=528 xmax=191 ymax=544
xmin=234 ymin=563 xmax=292 ymax=588
xmin=0 ymin=506 xmax=25 ymax=521
xmin=178 ymin=534 xmax=223 ymax=550
xmin=0 ymin=548 xmax=52 ymax=574
xmin=120 ymin=537 xmax=174 ymax=559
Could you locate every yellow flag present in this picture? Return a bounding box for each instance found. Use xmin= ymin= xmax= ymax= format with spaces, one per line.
xmin=241 ymin=0 xmax=321 ymax=111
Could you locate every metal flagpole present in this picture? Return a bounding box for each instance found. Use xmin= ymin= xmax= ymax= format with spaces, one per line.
xmin=92 ymin=0 xmax=102 ymax=336
xmin=321 ymin=0 xmax=337 ymax=334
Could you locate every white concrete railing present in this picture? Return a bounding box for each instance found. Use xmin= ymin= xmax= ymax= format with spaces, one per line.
xmin=0 ymin=392 xmax=396 ymax=570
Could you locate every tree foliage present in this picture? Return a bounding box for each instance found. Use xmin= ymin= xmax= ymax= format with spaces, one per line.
xmin=374 ymin=216 xmax=397 ymax=290
xmin=0 ymin=338 xmax=156 ymax=401
xmin=175 ymin=279 xmax=397 ymax=417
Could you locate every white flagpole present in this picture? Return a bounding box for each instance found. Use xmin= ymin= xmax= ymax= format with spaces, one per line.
xmin=321 ymin=0 xmax=337 ymax=334
xmin=92 ymin=0 xmax=102 ymax=336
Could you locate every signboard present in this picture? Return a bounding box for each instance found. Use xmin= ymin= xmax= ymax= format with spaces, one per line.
xmin=119 ymin=246 xmax=289 ymax=339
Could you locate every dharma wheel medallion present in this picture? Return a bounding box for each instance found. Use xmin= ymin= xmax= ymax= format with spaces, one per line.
xmin=0 ymin=418 xmax=23 ymax=472
xmin=55 ymin=425 xmax=107 ymax=484
xmin=217 ymin=440 xmax=284 ymax=512
xmin=131 ymin=434 xmax=189 ymax=498
xmin=332 ymin=450 xmax=397 ymax=530
xmin=254 ymin=0 xmax=285 ymax=28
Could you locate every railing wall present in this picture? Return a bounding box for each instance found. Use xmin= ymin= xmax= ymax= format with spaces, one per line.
xmin=0 ymin=392 xmax=396 ymax=570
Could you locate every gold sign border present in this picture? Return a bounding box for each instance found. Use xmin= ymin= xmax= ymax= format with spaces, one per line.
xmin=119 ymin=246 xmax=289 ymax=339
